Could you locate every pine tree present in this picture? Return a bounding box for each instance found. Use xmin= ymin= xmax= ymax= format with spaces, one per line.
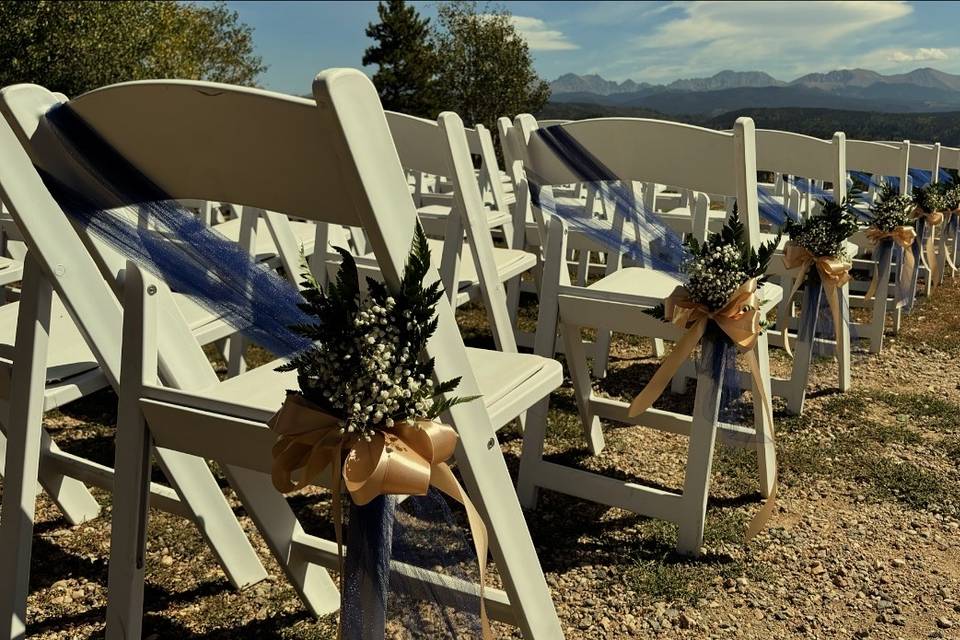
xmin=362 ymin=0 xmax=437 ymax=117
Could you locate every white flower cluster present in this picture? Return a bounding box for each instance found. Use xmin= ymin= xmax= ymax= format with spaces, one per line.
xmin=308 ymin=296 xmax=433 ymax=438
xmin=870 ymin=193 xmax=914 ymax=233
xmin=943 ymin=184 xmax=960 ymax=211
xmin=683 ymin=243 xmax=747 ymax=311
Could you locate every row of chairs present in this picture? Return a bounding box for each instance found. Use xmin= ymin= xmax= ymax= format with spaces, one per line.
xmin=0 ymin=69 xmax=954 ymax=639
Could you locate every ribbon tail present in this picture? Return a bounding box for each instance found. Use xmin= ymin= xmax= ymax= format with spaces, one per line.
xmin=430 ymin=463 xmax=492 ymax=640
xmin=628 ymin=319 xmax=707 ymax=417
xmin=926 ymin=225 xmax=939 ymax=289
xmin=333 ymin=452 xmax=344 ymax=640
xmin=781 ymin=263 xmax=811 ymax=359
xmin=822 ymin=282 xmax=843 ymax=362
xmin=743 ymin=349 xmax=777 ymax=542
xmin=897 ymin=244 xmax=915 ymax=308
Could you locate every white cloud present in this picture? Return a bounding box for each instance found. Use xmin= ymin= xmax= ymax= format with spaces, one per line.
xmin=510 ymin=16 xmax=579 ymax=51
xmin=888 ymin=48 xmax=949 ymax=62
xmin=619 ymin=1 xmax=913 ymax=80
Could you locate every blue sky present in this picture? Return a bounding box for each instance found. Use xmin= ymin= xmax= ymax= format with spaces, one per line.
xmin=227 ymin=1 xmax=960 ymax=93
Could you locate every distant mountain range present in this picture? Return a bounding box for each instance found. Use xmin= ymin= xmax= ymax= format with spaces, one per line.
xmin=548 ymin=68 xmax=960 ymax=116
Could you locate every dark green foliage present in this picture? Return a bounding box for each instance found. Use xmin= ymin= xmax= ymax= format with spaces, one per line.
xmin=914 ymin=181 xmax=952 ymax=214
xmin=646 ymin=210 xmax=779 ymax=318
xmin=0 ymin=1 xmax=264 ymax=96
xmin=867 ymin=183 xmax=914 ymax=232
xmin=279 ymin=225 xmax=477 ymax=427
xmin=431 ymin=1 xmax=550 ymax=131
xmin=783 ymin=198 xmax=860 ymax=258
xmin=362 ymin=0 xmax=437 ymax=117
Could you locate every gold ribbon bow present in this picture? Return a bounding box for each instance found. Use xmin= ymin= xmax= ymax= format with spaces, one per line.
xmin=781 ymin=243 xmax=852 ymax=358
xmin=269 ymin=393 xmax=492 ymax=639
xmin=863 ymin=226 xmax=917 ymax=307
xmin=627 ymin=278 xmax=777 ymax=541
xmin=912 ymin=206 xmax=944 ymax=288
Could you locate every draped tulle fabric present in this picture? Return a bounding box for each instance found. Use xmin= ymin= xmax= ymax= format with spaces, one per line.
xmin=530 ymin=125 xmax=689 ymax=273
xmin=41 ymin=103 xmax=314 ymax=358
xmin=39 ymin=103 xmax=483 ymax=637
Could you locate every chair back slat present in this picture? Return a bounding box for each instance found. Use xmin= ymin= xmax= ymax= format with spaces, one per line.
xmin=517 ymin=115 xmax=762 ymax=247
xmin=846 ymin=139 xmax=909 ymax=188
xmin=755 ymin=129 xmax=846 ymax=197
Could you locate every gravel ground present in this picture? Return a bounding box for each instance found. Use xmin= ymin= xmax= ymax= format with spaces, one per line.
xmin=4 ymin=275 xmax=960 ymax=639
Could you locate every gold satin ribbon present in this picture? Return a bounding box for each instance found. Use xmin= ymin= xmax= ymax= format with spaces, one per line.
xmin=268 ymin=393 xmax=492 ymax=639
xmin=912 ymin=206 xmax=944 ymax=289
xmin=781 ymin=243 xmax=851 ymax=358
xmin=626 ymin=278 xmax=778 ymax=540
xmin=864 ymin=226 xmax=917 ymax=307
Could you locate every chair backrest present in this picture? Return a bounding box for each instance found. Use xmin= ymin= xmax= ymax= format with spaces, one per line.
xmin=908 ymin=142 xmax=943 ymax=181
xmin=938 ymin=145 xmax=960 ymax=172
xmin=385 ymin=110 xmax=518 ymax=353
xmin=846 ymin=139 xmax=910 ymax=193
xmin=515 ymin=114 xmax=762 ymax=247
xmin=754 ymin=129 xmax=846 ymax=202
xmin=910 ymin=142 xmax=940 ymax=182
xmin=0 ymin=73 xmax=464 ymax=390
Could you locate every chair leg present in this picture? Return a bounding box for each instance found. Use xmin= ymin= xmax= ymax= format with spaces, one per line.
xmin=676 ymin=334 xmax=724 ymax=556
xmin=786 ymin=283 xmax=821 ymax=415
xmin=593 ymin=329 xmax=612 ymax=379
xmin=154 ymin=450 xmax=269 ymax=589
xmin=562 ymin=322 xmax=605 ymax=454
xmin=652 ymin=338 xmax=666 ymax=358
xmin=106 ymin=370 xmax=155 ymax=640
xmin=751 ymin=334 xmax=777 ymax=500
xmin=222 ymin=466 xmax=341 ymax=616
xmin=516 ymin=397 xmax=550 ymax=509
xmin=0 ymin=426 xmax=101 ymax=526
xmin=836 ymin=283 xmax=852 ymax=392
xmin=0 ymin=260 xmax=53 ymax=640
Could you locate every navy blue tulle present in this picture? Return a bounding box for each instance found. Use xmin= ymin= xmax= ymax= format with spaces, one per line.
xmin=40 ymin=103 xmax=313 ymax=358
xmin=757 ymin=188 xmax=799 ymax=225
xmin=529 ymin=125 xmax=688 ymax=274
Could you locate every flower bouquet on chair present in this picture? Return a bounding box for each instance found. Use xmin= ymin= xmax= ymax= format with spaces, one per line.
xmin=864 ymin=184 xmax=917 ymax=307
xmin=911 ymin=183 xmax=948 ymax=289
xmin=781 ymin=199 xmax=860 ymax=355
xmin=267 ymin=225 xmax=489 ymax=638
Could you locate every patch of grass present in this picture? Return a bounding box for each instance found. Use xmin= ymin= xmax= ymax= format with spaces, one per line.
xmin=943 ymin=435 xmax=960 ymax=465
xmin=863 ymin=421 xmax=923 ymax=446
xmin=862 ymin=457 xmax=953 ymax=511
xmin=821 ymin=393 xmax=870 ymax=422
xmin=702 ymin=510 xmax=748 ymax=547
xmin=874 ymin=392 xmax=960 ymax=432
xmin=629 ymin=560 xmax=712 ymax=604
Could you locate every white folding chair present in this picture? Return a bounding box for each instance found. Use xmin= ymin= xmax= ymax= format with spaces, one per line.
xmin=0 ymin=71 xmax=564 ymax=638
xmin=935 ymin=145 xmax=960 ymax=283
xmin=846 ymin=139 xmax=911 ymax=352
xmin=518 ymin=115 xmax=780 ymax=555
xmin=749 ymin=129 xmax=853 ymax=414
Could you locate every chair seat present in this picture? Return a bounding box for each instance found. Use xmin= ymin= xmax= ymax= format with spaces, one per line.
xmin=424 ymin=239 xmax=535 ymax=302
xmin=0 ymin=255 xmax=23 ymax=286
xmin=0 ymin=291 xmax=234 ymax=406
xmin=204 ymin=348 xmax=562 ymax=430
xmin=214 ymin=217 xmax=316 ymax=262
xmin=588 ymin=266 xmax=683 ymax=300
xmin=417 ymin=203 xmax=513 ymax=231
xmin=586 ymin=267 xmax=783 ymax=310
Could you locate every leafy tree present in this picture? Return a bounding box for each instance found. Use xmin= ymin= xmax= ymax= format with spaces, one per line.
xmin=362 ymin=0 xmax=437 ymax=117
xmin=0 ymin=1 xmax=265 ymax=97
xmin=432 ymin=1 xmax=550 ymax=131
